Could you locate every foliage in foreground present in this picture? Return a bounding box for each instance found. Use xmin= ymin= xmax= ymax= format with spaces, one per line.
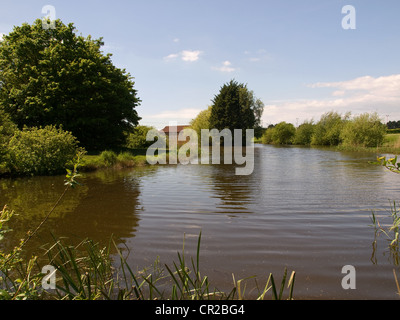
xmin=0 ymin=214 xmax=296 ymax=300
xmin=370 ymin=156 xmax=400 ymax=296
xmin=43 ymin=233 xmax=295 ymax=301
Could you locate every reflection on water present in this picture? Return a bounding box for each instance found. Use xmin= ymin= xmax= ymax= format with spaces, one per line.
xmin=0 ymin=145 xmax=399 ymax=299
xmin=0 ymin=167 xmax=158 ymax=255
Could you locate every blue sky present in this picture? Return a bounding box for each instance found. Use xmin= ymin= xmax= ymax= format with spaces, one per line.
xmin=1 ymin=0 xmax=400 ymax=128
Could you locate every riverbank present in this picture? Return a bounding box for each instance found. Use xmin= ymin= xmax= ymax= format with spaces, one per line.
xmin=256 ymin=133 xmax=400 ymax=155
xmin=80 ymin=149 xmax=149 ymax=172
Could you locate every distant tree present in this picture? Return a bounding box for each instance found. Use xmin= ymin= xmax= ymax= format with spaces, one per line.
xmin=126 ymin=125 xmax=157 ymax=149
xmin=311 ymin=111 xmax=349 ymax=146
xmin=190 ymin=106 xmax=212 ymax=138
xmin=261 ymin=122 xmax=296 ymax=145
xmin=293 ymin=120 xmax=315 ymax=145
xmin=341 ymin=112 xmax=386 ymax=147
xmin=261 ymin=127 xmax=274 ymax=144
xmin=209 ymin=80 xmax=264 ymax=139
xmin=239 ymin=87 xmax=265 ymax=138
xmin=271 ymin=122 xmax=296 ymax=145
xmin=0 ymin=109 xmax=17 ymax=167
xmin=387 ymin=120 xmax=400 ymax=130
xmin=0 ymin=19 xmax=141 ymax=150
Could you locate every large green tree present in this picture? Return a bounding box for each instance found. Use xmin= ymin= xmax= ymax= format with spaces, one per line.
xmin=0 ymin=19 xmax=141 ymax=150
xmin=209 ymin=80 xmax=264 ymax=137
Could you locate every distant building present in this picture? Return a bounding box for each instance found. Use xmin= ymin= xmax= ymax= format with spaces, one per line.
xmin=160 ymin=125 xmax=191 ymax=145
xmin=160 ymin=125 xmax=190 ymax=136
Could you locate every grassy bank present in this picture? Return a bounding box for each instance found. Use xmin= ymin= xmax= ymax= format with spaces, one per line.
xmin=258 ymin=133 xmax=400 ymax=155
xmin=79 ymin=149 xmax=150 ymax=172
xmin=334 ymin=133 xmax=400 ymax=154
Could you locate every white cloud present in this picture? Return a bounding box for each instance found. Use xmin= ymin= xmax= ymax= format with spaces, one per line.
xmin=213 ymin=60 xmax=236 ymax=73
xmin=309 ymin=74 xmax=400 ymax=98
xmin=262 ymin=74 xmax=400 ymax=125
xmin=164 ymin=53 xmax=180 ymax=61
xmin=173 ymin=38 xmax=180 ymax=43
xmin=163 ymin=50 xmax=202 ymax=62
xmin=181 ymin=50 xmax=202 ymax=62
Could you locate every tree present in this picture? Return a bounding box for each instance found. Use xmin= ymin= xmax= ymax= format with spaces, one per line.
xmin=190 ymin=106 xmax=212 ymax=138
xmin=0 ymin=109 xmax=17 ymax=168
xmin=126 ymin=125 xmax=157 ymax=149
xmin=387 ymin=120 xmax=400 ymax=130
xmin=261 ymin=127 xmax=274 ymax=144
xmin=260 ymin=122 xmax=296 ymax=145
xmin=311 ymin=111 xmax=349 ymax=146
xmin=239 ymin=87 xmax=265 ymax=138
xmin=293 ymin=120 xmax=315 ymax=145
xmin=341 ymin=112 xmax=386 ymax=147
xmin=271 ymin=122 xmax=296 ymax=145
xmin=0 ymin=19 xmax=141 ymax=150
xmin=209 ymin=80 xmax=264 ymax=138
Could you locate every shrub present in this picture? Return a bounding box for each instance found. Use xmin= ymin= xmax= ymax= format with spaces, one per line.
xmin=126 ymin=125 xmax=157 ymax=149
xmin=7 ymin=126 xmax=79 ymax=175
xmin=293 ymin=121 xmax=315 ymax=145
xmin=271 ymin=122 xmax=296 ymax=145
xmin=311 ymin=111 xmax=349 ymax=146
xmin=341 ymin=112 xmax=387 ymax=147
xmin=99 ymin=150 xmax=118 ymax=166
xmin=261 ymin=127 xmax=274 ymax=144
xmin=0 ymin=110 xmax=17 ymax=168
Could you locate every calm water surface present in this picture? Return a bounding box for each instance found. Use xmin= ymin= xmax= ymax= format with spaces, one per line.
xmin=1 ymin=145 xmax=399 ymax=299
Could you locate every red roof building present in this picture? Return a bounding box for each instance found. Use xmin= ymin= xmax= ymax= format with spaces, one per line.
xmin=160 ymin=125 xmax=190 ymax=135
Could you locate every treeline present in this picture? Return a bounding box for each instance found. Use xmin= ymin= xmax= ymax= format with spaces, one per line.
xmin=261 ymin=111 xmax=388 ymax=148
xmin=388 ymin=120 xmax=400 ymax=130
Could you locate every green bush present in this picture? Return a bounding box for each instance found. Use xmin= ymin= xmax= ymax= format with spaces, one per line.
xmin=126 ymin=125 xmax=157 ymax=149
xmin=272 ymin=122 xmax=296 ymax=145
xmin=260 ymin=122 xmax=296 ymax=145
xmin=261 ymin=127 xmax=274 ymax=144
xmin=7 ymin=126 xmax=79 ymax=175
xmin=311 ymin=111 xmax=349 ymax=146
xmin=99 ymin=150 xmax=118 ymax=166
xmin=0 ymin=110 xmax=17 ymax=168
xmin=293 ymin=121 xmax=315 ymax=145
xmin=341 ymin=112 xmax=387 ymax=147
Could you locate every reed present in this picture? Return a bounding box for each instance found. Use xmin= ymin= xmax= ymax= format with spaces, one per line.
xmin=43 ymin=232 xmax=296 ymax=300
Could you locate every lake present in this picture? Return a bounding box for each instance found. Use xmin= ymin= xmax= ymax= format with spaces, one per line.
xmin=1 ymin=144 xmax=399 ymax=299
